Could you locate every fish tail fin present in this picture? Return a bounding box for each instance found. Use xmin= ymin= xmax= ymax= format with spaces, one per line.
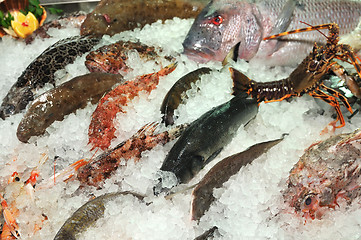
xmin=229 ymin=67 xmax=252 ymax=96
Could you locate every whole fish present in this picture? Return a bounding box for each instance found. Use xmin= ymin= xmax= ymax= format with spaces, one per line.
xmin=0 ymin=36 xmax=101 ymax=119
xmin=283 ymin=129 xmax=361 ymax=220
xmin=154 ymin=92 xmax=259 ymax=195
xmin=53 ymin=191 xmax=144 ymax=240
xmin=77 ymin=122 xmax=187 ymax=188
xmin=16 ymin=72 xmax=123 ymax=143
xmin=88 ymin=63 xmax=177 ymax=151
xmin=182 ymin=0 xmax=361 ymax=66
xmin=85 ymin=40 xmax=173 ymax=74
xmin=160 ymin=67 xmax=212 ymax=126
xmin=191 ymin=136 xmax=284 ymax=221
xmin=80 ymin=0 xmax=209 ymax=37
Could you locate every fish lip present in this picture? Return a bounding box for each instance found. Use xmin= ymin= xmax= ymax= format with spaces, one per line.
xmin=182 ymin=48 xmax=216 ymax=63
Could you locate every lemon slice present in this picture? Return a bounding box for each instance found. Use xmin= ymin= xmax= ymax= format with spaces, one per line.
xmin=11 ymin=11 xmax=39 ymax=39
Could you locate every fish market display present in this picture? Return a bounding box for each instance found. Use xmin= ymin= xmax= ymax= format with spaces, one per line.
xmin=54 ymin=191 xmax=144 ymax=240
xmin=161 ymin=67 xmax=212 ymax=126
xmin=17 ymin=72 xmax=123 ymax=143
xmin=155 ymin=93 xmax=258 ymax=194
xmin=182 ymin=0 xmax=361 ymax=65
xmin=191 ymin=136 xmax=284 ymax=221
xmin=85 ymin=40 xmax=172 ymax=74
xmin=230 ymin=22 xmax=361 ymax=130
xmin=0 ymin=35 xmax=100 ymax=119
xmin=80 ymin=0 xmax=209 ymax=37
xmin=2 ymin=8 xmax=361 ymax=240
xmin=77 ymin=122 xmax=187 ymax=188
xmin=283 ymin=129 xmax=361 ymax=220
xmin=88 ymin=63 xmax=177 ymax=151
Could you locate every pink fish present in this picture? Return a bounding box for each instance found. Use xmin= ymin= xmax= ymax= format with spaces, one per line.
xmin=182 ymin=0 xmax=361 ymax=66
xmin=283 ymin=129 xmax=361 ymax=220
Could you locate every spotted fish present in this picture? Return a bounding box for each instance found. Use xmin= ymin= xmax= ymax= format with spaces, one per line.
xmin=0 ymin=35 xmax=100 ymax=119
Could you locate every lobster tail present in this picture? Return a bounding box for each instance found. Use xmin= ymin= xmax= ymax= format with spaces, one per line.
xmin=229 ymin=67 xmax=252 ymax=96
xmin=0 ymin=0 xmax=29 ymax=12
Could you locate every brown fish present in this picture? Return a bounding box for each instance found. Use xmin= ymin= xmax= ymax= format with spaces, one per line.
xmin=160 ymin=67 xmax=212 ymax=126
xmin=54 ymin=191 xmax=144 ymax=240
xmin=17 ymin=72 xmax=123 ymax=143
xmin=78 ymin=122 xmax=188 ymax=188
xmin=191 ymin=136 xmax=284 ymax=221
xmin=80 ymin=0 xmax=209 ymax=37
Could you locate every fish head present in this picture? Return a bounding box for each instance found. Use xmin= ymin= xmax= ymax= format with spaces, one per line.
xmin=85 ymin=51 xmax=128 ymax=74
xmin=182 ymin=0 xmax=263 ymax=63
xmin=283 ymin=161 xmax=338 ymax=220
xmin=0 ymin=87 xmax=34 ymax=119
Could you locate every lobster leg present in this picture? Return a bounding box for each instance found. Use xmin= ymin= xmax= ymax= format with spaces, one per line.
xmin=330 ymin=63 xmax=361 ymax=99
xmin=309 ymin=89 xmax=346 ymax=128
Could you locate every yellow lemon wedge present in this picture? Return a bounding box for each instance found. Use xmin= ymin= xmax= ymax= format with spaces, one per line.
xmin=11 ymin=11 xmax=39 ymax=39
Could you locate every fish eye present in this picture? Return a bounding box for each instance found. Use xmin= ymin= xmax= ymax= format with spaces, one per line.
xmin=211 ymin=15 xmax=223 ymax=26
xmin=305 ymin=196 xmax=312 ymax=206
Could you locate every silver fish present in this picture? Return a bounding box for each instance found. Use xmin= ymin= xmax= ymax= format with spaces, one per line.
xmin=182 ymin=0 xmax=361 ymax=65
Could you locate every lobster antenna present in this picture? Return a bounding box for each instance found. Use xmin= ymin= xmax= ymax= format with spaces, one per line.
xmin=300 ymin=21 xmax=329 ymax=39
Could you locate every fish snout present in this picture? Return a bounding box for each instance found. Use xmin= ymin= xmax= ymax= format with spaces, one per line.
xmin=0 ymin=104 xmax=15 ymax=119
xmin=152 ymin=171 xmax=178 ymax=196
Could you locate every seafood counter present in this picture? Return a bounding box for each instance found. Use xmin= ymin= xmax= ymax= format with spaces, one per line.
xmin=1 ymin=0 xmax=361 ymax=239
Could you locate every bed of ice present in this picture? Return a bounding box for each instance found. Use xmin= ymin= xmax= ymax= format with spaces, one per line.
xmin=0 ymin=15 xmax=361 ymax=240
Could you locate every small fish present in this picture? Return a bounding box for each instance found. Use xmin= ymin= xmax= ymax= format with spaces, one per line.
xmin=53 ymin=191 xmax=144 ymax=240
xmin=85 ymin=40 xmax=172 ymax=74
xmin=80 ymin=0 xmax=209 ymax=37
xmin=160 ymin=67 xmax=212 ymax=126
xmin=182 ymin=0 xmax=361 ymax=65
xmin=88 ymin=63 xmax=177 ymax=151
xmin=154 ymin=93 xmax=259 ymax=194
xmin=191 ymin=136 xmax=284 ymax=221
xmin=16 ymin=72 xmax=123 ymax=143
xmin=0 ymin=36 xmax=101 ymax=119
xmin=283 ymin=129 xmax=361 ymax=220
xmin=77 ymin=122 xmax=187 ymax=188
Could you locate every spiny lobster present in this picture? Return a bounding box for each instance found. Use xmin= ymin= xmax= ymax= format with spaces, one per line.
xmin=230 ymin=22 xmax=361 ymax=129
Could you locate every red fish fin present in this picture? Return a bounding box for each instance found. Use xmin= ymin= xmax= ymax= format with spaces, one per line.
xmin=229 ymin=67 xmax=252 ymax=96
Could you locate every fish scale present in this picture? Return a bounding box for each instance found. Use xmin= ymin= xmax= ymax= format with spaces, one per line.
xmin=183 ymin=0 xmax=361 ymax=66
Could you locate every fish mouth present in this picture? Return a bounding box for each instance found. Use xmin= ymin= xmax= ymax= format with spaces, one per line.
xmin=182 ymin=48 xmax=216 ymax=63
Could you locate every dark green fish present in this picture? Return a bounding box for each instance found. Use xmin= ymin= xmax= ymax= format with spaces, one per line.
xmin=0 ymin=36 xmax=101 ymax=119
xmin=54 ymin=191 xmax=144 ymax=240
xmin=154 ymin=93 xmax=258 ymax=194
xmin=191 ymin=136 xmax=285 ymax=221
